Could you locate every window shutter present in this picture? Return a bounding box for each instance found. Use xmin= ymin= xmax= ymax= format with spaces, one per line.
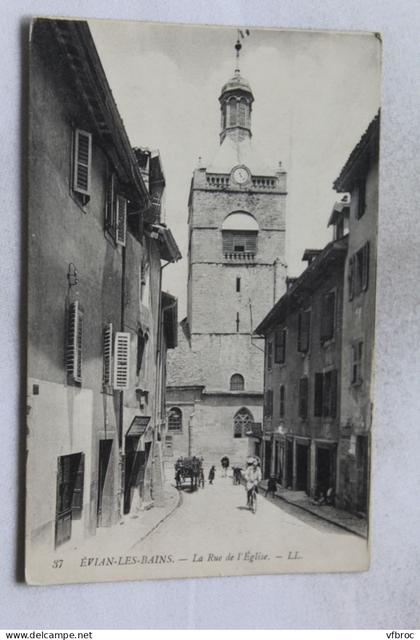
xmin=105 ymin=173 xmax=115 ymax=234
xmin=73 ymin=129 xmax=92 ymax=196
xmin=267 ymin=340 xmax=273 ymax=370
xmin=103 ymin=323 xmax=113 ymax=386
xmin=348 ymin=256 xmax=354 ymax=300
xmin=298 ymin=310 xmax=310 ymax=353
xmin=279 ymin=385 xmax=285 ymax=417
xmin=362 ymin=242 xmax=370 ymax=291
xmin=331 ymin=369 xmax=338 ymax=418
xmin=244 ymin=233 xmax=257 ymax=253
xmin=275 ymin=328 xmax=286 ymax=363
xmin=314 ymin=373 xmax=323 ymax=417
xmin=321 ymin=292 xmax=335 ymax=342
xmin=304 ymin=310 xmax=311 ymax=352
xmin=137 ymin=330 xmax=147 ymax=375
xmin=297 ymin=312 xmax=302 ymax=352
xmin=116 ymin=196 xmax=127 ymax=246
xmin=66 ymin=301 xmax=83 ymax=383
xmin=265 ymin=389 xmax=273 ymax=417
xmin=299 ymin=377 xmax=308 ymax=419
xmin=114 ymin=332 xmax=130 ymax=390
xmin=223 ymin=232 xmax=234 ymax=254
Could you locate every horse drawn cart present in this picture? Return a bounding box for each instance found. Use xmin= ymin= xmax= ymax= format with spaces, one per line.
xmin=174 ymin=456 xmax=204 ymax=492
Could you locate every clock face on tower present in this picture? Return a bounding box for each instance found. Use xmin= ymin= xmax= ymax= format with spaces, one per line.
xmin=232 ymin=165 xmax=250 ymax=185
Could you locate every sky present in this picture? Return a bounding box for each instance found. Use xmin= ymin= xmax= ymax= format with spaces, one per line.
xmin=89 ymin=19 xmax=381 ymax=316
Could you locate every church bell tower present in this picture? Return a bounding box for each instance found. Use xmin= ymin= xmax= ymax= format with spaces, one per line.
xmin=168 ymin=33 xmax=287 ymax=463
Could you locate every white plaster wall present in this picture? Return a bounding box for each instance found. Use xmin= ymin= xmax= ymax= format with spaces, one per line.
xmin=26 ymin=378 xmax=93 ymax=551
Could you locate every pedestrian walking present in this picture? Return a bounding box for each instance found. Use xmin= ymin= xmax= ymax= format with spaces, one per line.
xmin=220 ymin=455 xmax=229 ymax=478
xmin=199 ymin=467 xmax=205 ymax=488
xmin=232 ymin=466 xmax=242 ymax=485
xmin=208 ymin=465 xmax=215 ymax=484
xmin=265 ymin=476 xmax=277 ymax=498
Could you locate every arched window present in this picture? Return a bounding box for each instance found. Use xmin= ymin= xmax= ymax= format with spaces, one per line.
xmin=168 ymin=407 xmax=182 ymax=432
xmin=238 ymin=99 xmax=247 ymax=127
xmin=228 ymin=98 xmax=237 ymax=126
xmin=230 ymin=374 xmax=244 ymax=391
xmin=233 ymin=407 xmax=253 ymax=438
xmin=222 ymin=211 xmax=259 ymax=259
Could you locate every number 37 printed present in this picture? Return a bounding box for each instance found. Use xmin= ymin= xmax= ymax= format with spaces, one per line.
xmin=52 ymin=559 xmax=63 ymax=569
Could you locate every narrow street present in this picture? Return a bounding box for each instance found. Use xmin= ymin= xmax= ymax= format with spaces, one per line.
xmin=130 ymin=473 xmax=369 ymax=579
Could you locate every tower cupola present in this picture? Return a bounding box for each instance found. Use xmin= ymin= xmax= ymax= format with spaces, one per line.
xmin=219 ymin=37 xmax=254 ymax=144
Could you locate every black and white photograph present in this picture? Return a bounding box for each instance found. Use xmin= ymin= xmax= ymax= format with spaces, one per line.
xmin=26 ymin=17 xmax=381 ymax=585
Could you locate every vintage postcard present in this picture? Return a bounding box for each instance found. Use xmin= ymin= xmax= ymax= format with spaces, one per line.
xmin=26 ymin=17 xmax=381 ymax=584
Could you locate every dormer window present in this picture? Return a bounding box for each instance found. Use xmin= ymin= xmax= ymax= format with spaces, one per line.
xmin=328 ymin=197 xmax=350 ymax=240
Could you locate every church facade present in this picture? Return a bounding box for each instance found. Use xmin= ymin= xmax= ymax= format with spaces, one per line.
xmin=166 ymin=62 xmax=287 ymax=468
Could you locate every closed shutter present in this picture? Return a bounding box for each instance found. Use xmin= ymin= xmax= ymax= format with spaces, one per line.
xmin=222 ymin=232 xmax=234 ymax=254
xmin=137 ymin=330 xmax=147 ymax=375
xmin=348 ymin=256 xmax=354 ymax=300
xmin=267 ymin=340 xmax=273 ymax=370
xmin=298 ymin=310 xmax=310 ymax=352
xmin=314 ymin=373 xmax=323 ymax=417
xmin=66 ymin=301 xmax=83 ymax=383
xmin=103 ymin=323 xmax=113 ymax=386
xmin=265 ymin=389 xmax=273 ymax=417
xmin=73 ymin=129 xmax=92 ymax=196
xmin=116 ymin=195 xmax=127 ymax=246
xmin=362 ymin=242 xmax=370 ymax=291
xmin=244 ymin=233 xmax=257 ymax=253
xmin=114 ymin=332 xmax=130 ymax=390
xmin=105 ymin=173 xmax=115 ymax=234
xmin=279 ymin=385 xmax=285 ymax=417
xmin=321 ymin=291 xmax=335 ymax=342
xmin=331 ymin=369 xmax=338 ymax=418
xmin=299 ymin=377 xmax=308 ymax=419
xmin=275 ymin=328 xmax=286 ymax=363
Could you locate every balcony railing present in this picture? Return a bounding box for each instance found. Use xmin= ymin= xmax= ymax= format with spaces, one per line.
xmin=224 ymin=251 xmax=255 ymax=262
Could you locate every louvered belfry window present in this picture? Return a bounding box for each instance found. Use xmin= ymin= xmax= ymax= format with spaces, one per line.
xmin=114 ymin=332 xmax=130 ymax=390
xmin=116 ymin=195 xmax=127 ymax=247
xmin=73 ymin=129 xmax=92 ymax=196
xmin=222 ymin=231 xmax=257 ymax=255
xmin=66 ymin=301 xmax=83 ymax=384
xmin=103 ymin=323 xmax=113 ymax=387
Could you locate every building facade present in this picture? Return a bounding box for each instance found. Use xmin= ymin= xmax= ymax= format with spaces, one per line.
xmin=166 ymin=63 xmax=287 ymax=467
xmin=334 ymin=115 xmax=379 ymax=515
xmin=255 ymin=114 xmax=379 ymax=517
xmin=255 ymin=237 xmax=348 ymax=495
xmin=26 ymin=19 xmax=180 ymax=562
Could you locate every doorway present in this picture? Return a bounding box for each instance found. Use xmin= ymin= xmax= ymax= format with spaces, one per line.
xmin=356 ymin=435 xmax=369 ymax=513
xmin=285 ymin=439 xmax=293 ymax=488
xmin=264 ymin=440 xmax=272 ymax=478
xmin=55 ymin=452 xmax=84 ymax=548
xmin=296 ymin=442 xmax=310 ymax=494
xmin=316 ymin=445 xmax=336 ymax=496
xmin=97 ymin=439 xmax=113 ymax=527
xmin=123 ymin=437 xmax=151 ymax=514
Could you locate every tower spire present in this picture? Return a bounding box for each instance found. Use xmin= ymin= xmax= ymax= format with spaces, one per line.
xmin=234 ymin=32 xmax=242 ymax=74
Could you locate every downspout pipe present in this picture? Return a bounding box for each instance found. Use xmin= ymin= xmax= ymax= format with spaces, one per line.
xmin=150 ymin=259 xmax=172 ymax=500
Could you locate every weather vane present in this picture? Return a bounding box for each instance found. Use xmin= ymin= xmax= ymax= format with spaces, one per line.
xmin=234 ymin=28 xmax=250 ymax=72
